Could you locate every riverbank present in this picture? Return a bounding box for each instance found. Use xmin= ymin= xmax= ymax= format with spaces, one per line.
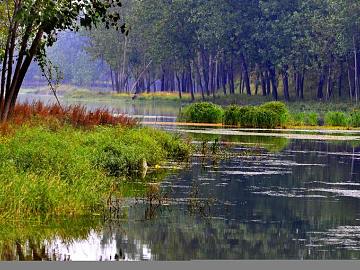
xmin=0 ymin=103 xmax=191 ymax=220
xmin=177 ymin=102 xmax=360 ymax=130
xmin=21 ymin=86 xmax=360 ymax=114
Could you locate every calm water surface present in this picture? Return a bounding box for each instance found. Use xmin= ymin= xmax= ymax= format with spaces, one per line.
xmin=3 ymin=95 xmax=360 ymax=261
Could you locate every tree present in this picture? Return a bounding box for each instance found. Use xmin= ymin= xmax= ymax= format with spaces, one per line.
xmin=0 ymin=0 xmax=123 ymax=121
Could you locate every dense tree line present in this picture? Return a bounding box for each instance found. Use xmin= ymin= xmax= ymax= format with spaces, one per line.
xmin=86 ymin=0 xmax=360 ymax=102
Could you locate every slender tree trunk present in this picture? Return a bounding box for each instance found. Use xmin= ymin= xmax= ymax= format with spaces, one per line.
xmin=195 ymin=55 xmax=205 ymax=100
xmin=317 ymin=71 xmax=325 ymax=100
xmin=240 ymin=53 xmax=251 ymax=95
xmin=188 ymin=62 xmax=195 ymax=101
xmin=222 ymin=60 xmax=227 ymax=95
xmin=299 ymin=70 xmax=305 ymax=99
xmin=347 ymin=57 xmax=354 ymax=101
xmin=354 ymin=36 xmax=359 ymax=103
xmin=228 ymin=58 xmax=235 ymax=95
xmin=282 ymin=66 xmax=290 ymax=101
xmin=200 ymin=50 xmax=210 ymax=96
xmin=338 ymin=61 xmax=343 ymax=98
xmin=176 ymin=72 xmax=182 ymax=99
xmin=268 ymin=64 xmax=278 ymax=100
xmin=265 ymin=70 xmax=271 ymax=96
xmin=110 ymin=69 xmax=115 ymax=91
xmin=215 ymin=58 xmax=220 ymax=91
xmin=260 ymin=71 xmax=266 ymax=96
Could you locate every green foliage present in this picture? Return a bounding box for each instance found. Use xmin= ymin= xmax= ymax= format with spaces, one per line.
xmin=290 ymin=112 xmax=319 ymax=126
xmin=224 ymin=102 xmax=289 ymax=128
xmin=324 ymin=111 xmax=349 ymax=127
xmin=179 ymin=102 xmax=224 ymax=124
xmin=0 ymin=125 xmax=191 ymax=218
xmin=259 ymin=102 xmax=289 ymax=127
xmin=349 ymin=110 xmax=360 ymax=128
xmin=240 ymin=107 xmax=278 ymax=129
xmin=224 ymin=105 xmax=242 ymax=125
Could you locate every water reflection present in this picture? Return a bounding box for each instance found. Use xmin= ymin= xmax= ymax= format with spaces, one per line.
xmin=17 ymin=93 xmax=182 ymax=120
xmin=1 ymin=136 xmax=360 ymax=260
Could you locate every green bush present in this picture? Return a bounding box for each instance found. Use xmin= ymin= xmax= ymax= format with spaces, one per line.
xmin=290 ymin=112 xmax=306 ymax=126
xmin=350 ymin=110 xmax=360 ymax=128
xmin=290 ymin=112 xmax=319 ymax=126
xmin=179 ymin=102 xmax=224 ymax=123
xmin=260 ymin=101 xmax=289 ymax=126
xmin=224 ymin=105 xmax=279 ymax=128
xmin=224 ymin=105 xmax=242 ymax=125
xmin=324 ymin=111 xmax=349 ymax=127
xmin=306 ymin=112 xmax=319 ymax=126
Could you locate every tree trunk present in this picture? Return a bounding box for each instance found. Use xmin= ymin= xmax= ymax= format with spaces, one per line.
xmin=188 ymin=62 xmax=195 ymax=101
xmin=222 ymin=60 xmax=227 ymax=95
xmin=265 ymin=70 xmax=271 ymax=96
xmin=240 ymin=53 xmax=251 ymax=95
xmin=228 ymin=58 xmax=235 ymax=95
xmin=268 ymin=64 xmax=278 ymax=100
xmin=195 ymin=55 xmax=205 ymax=100
xmin=338 ymin=61 xmax=343 ymax=98
xmin=354 ymin=36 xmax=359 ymax=103
xmin=317 ymin=71 xmax=325 ymax=100
xmin=200 ymin=50 xmax=210 ymax=96
xmin=2 ymin=28 xmax=44 ymax=121
xmin=282 ymin=67 xmax=290 ymax=101
xmin=176 ymin=73 xmax=182 ymax=99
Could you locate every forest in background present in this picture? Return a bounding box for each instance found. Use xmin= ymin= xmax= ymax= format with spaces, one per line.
xmin=25 ymin=0 xmax=360 ymax=102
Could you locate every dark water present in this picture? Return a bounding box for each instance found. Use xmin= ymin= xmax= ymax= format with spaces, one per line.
xmin=2 ymin=133 xmax=360 ymax=261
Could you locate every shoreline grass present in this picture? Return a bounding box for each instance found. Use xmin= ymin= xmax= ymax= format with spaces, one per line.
xmin=0 ymin=102 xmax=192 ymax=219
xmin=178 ymin=101 xmax=360 ymax=130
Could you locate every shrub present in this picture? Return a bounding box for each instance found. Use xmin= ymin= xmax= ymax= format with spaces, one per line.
xmin=290 ymin=112 xmax=319 ymax=126
xmin=253 ymin=108 xmax=279 ymax=128
xmin=324 ymin=111 xmax=349 ymax=127
xmin=290 ymin=112 xmax=306 ymax=126
xmin=224 ymin=105 xmax=242 ymax=125
xmin=306 ymin=112 xmax=319 ymax=126
xmin=179 ymin=102 xmax=224 ymax=123
xmin=260 ymin=101 xmax=289 ymax=126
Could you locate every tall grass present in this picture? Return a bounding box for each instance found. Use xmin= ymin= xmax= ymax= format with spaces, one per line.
xmin=13 ymin=102 xmax=136 ymax=127
xmin=324 ymin=111 xmax=349 ymax=127
xmin=0 ymin=124 xmax=191 ymax=219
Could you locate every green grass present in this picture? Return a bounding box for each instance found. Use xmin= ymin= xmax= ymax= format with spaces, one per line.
xmin=324 ymin=111 xmax=349 ymax=127
xmin=0 ymin=124 xmax=191 ymax=219
xmin=290 ymin=112 xmax=319 ymax=126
